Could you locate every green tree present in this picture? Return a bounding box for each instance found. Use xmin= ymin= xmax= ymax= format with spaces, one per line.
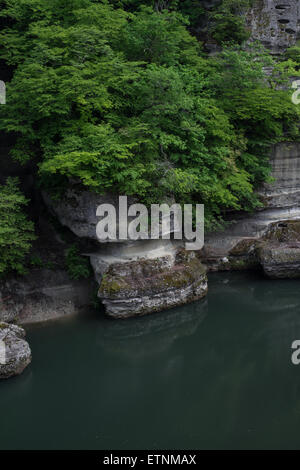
xmin=0 ymin=178 xmax=35 ymax=275
xmin=0 ymin=1 xmax=299 ymax=229
xmin=210 ymin=0 xmax=253 ymax=45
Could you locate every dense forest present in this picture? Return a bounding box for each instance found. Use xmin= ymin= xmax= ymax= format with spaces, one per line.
xmin=0 ymin=0 xmax=300 ymax=275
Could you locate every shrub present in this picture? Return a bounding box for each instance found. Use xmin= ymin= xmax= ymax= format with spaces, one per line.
xmin=64 ymin=244 xmax=91 ymax=280
xmin=0 ymin=178 xmax=35 ymax=275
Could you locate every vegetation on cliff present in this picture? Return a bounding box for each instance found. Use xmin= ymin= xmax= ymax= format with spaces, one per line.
xmin=0 ymin=178 xmax=35 ymax=275
xmin=0 ymin=0 xmax=299 ymax=272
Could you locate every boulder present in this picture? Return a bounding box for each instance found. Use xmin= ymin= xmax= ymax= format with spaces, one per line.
xmin=43 ymin=188 xmax=136 ymax=241
xmin=259 ymin=242 xmax=300 ymax=279
xmin=0 ymin=323 xmax=31 ymax=379
xmin=99 ymin=249 xmax=208 ymax=318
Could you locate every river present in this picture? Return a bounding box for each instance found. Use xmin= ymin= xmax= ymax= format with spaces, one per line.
xmin=1 ymin=271 xmax=300 ymax=450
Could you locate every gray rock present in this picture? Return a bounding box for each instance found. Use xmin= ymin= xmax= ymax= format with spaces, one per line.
xmin=0 ymin=323 xmax=31 ymax=379
xmin=43 ymin=188 xmax=208 ymax=317
xmin=99 ymin=249 xmax=208 ymax=318
xmin=0 ymin=289 xmax=22 ymax=323
xmin=43 ymin=189 xmax=105 ymax=240
xmin=259 ymin=243 xmax=300 ymax=278
xmin=259 ymin=143 xmax=300 ymax=209
xmin=202 ymin=142 xmax=300 ymax=270
xmin=90 ymin=239 xmax=179 ymax=283
xmin=247 ymin=0 xmax=300 ymax=53
xmin=43 ymin=189 xmax=136 ymax=241
xmin=0 ymin=269 xmax=94 ymax=325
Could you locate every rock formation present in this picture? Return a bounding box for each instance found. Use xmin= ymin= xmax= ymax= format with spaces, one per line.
xmin=247 ymin=0 xmax=300 ymax=53
xmin=202 ymin=143 xmax=300 ymax=274
xmin=259 ymin=242 xmax=300 ymax=278
xmin=0 ymin=323 xmax=31 ymax=379
xmin=99 ymin=249 xmax=207 ymax=318
xmin=44 ymin=188 xmax=208 ymax=318
xmin=0 ymin=269 xmax=94 ymax=325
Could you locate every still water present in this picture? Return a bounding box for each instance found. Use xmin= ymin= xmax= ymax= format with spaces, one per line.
xmin=1 ymin=271 xmax=300 ymax=450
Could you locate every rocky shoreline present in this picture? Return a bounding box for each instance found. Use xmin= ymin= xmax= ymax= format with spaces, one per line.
xmin=2 ymin=0 xmax=300 ymax=379
xmin=3 ymin=139 xmax=300 ymax=377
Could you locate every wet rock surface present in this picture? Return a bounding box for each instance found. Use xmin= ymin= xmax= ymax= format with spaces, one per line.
xmin=258 ymin=220 xmax=300 ymax=278
xmin=0 ymin=323 xmax=31 ymax=379
xmin=259 ymin=242 xmax=300 ymax=279
xmin=44 ymin=189 xmax=208 ymax=317
xmin=99 ymin=249 xmax=208 ymax=318
xmin=202 ymin=143 xmax=300 ymax=272
xmin=0 ymin=269 xmax=94 ymax=325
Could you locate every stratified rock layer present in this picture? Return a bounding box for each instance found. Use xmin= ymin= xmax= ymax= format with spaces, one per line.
xmin=257 ymin=220 xmax=300 ymax=278
xmin=99 ymin=249 xmax=208 ymax=318
xmin=202 ymin=143 xmax=300 ymax=271
xmin=0 ymin=323 xmax=31 ymax=379
xmin=260 ymin=143 xmax=300 ymax=208
xmin=44 ymin=189 xmax=208 ymax=317
xmin=259 ymin=243 xmax=300 ymax=278
xmin=0 ymin=269 xmax=94 ymax=325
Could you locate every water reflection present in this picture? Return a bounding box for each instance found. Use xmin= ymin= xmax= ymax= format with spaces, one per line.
xmin=97 ymin=300 xmax=208 ymax=361
xmin=1 ymin=272 xmax=300 ymax=449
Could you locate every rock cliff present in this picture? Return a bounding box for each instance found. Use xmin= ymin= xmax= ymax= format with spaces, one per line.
xmin=202 ymin=143 xmax=300 ymax=276
xmin=0 ymin=269 xmax=94 ymax=325
xmin=44 ymin=189 xmax=208 ymax=318
xmin=247 ymin=0 xmax=300 ymax=53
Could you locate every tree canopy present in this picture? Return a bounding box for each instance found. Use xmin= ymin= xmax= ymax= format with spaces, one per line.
xmin=0 ymin=0 xmax=299 ymax=236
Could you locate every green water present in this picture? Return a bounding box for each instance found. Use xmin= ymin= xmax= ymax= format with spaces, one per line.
xmin=1 ymin=271 xmax=300 ymax=450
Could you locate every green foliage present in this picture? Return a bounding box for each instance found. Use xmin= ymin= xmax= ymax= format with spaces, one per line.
xmin=109 ymin=0 xmax=206 ymax=31
xmin=29 ymin=255 xmax=43 ymax=267
xmin=285 ymin=46 xmax=300 ymax=64
xmin=0 ymin=0 xmax=299 ymax=229
xmin=0 ymin=177 xmax=36 ymax=275
xmin=64 ymin=244 xmax=91 ymax=280
xmin=283 ymin=46 xmax=300 ymax=73
xmin=210 ymin=0 xmax=253 ymax=45
xmin=119 ymin=6 xmax=201 ymax=65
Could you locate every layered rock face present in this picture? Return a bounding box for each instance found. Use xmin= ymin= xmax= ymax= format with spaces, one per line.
xmin=260 ymin=143 xmax=300 ymax=208
xmin=259 ymin=243 xmax=300 ymax=278
xmin=202 ymin=143 xmax=300 ymax=272
xmin=258 ymin=220 xmax=300 ymax=278
xmin=0 ymin=269 xmax=93 ymax=325
xmin=247 ymin=0 xmax=300 ymax=53
xmin=0 ymin=323 xmax=31 ymax=379
xmin=99 ymin=249 xmax=207 ymax=318
xmin=44 ymin=189 xmax=208 ymax=318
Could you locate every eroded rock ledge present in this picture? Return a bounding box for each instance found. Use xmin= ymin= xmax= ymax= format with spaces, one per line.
xmin=44 ymin=189 xmax=208 ymax=318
